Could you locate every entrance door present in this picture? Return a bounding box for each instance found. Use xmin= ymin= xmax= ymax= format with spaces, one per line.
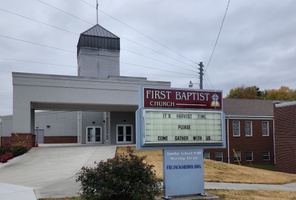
xmin=35 ymin=129 xmax=44 ymax=144
xmin=86 ymin=126 xmax=102 ymax=143
xmin=116 ymin=125 xmax=133 ymax=144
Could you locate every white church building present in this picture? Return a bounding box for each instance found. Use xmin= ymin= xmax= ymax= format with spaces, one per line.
xmin=0 ymin=24 xmax=170 ymax=148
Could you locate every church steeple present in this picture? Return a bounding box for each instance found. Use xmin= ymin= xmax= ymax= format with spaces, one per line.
xmin=77 ymin=24 xmax=120 ymax=78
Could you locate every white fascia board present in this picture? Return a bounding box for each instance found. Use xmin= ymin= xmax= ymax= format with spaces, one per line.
xmin=225 ymin=115 xmax=273 ymax=120
xmin=275 ymin=101 xmax=296 ymax=108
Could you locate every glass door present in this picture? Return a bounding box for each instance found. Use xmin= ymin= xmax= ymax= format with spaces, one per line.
xmin=86 ymin=126 xmax=102 ymax=143
xmin=116 ymin=125 xmax=133 ymax=144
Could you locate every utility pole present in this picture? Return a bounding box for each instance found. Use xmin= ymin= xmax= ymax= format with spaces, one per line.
xmin=198 ymin=62 xmax=204 ymax=89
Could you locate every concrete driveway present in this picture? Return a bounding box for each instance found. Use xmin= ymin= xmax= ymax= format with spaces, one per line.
xmin=0 ymin=144 xmax=116 ymax=199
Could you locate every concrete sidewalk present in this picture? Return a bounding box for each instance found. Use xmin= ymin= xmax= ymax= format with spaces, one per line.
xmin=0 ymin=145 xmax=116 ymax=200
xmin=205 ymin=181 xmax=296 ymax=191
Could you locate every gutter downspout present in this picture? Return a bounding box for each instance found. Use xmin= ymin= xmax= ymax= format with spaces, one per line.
xmin=227 ymin=115 xmax=230 ymax=164
xmin=273 ymin=118 xmax=276 ymax=165
xmin=0 ymin=117 xmax=2 ymax=146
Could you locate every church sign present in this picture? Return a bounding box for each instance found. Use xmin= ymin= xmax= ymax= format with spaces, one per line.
xmin=136 ymin=87 xmax=225 ymax=198
xmin=137 ymin=87 xmax=225 ymax=148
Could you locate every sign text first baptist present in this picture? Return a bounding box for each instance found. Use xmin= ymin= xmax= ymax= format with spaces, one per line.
xmin=144 ymin=88 xmax=222 ymax=110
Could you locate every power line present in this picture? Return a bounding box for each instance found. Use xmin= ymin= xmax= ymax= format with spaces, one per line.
xmin=120 ymin=70 xmax=196 ymax=78
xmin=80 ymin=0 xmax=199 ymax=66
xmin=0 ymin=33 xmax=195 ymax=76
xmin=0 ymin=34 xmax=75 ymax=53
xmin=81 ymin=0 xmax=95 ymax=8
xmin=0 ymin=6 xmax=195 ymax=72
xmin=0 ymin=55 xmax=194 ymax=79
xmin=0 ymin=8 xmax=78 ymax=36
xmin=0 ymin=57 xmax=75 ymax=68
xmin=122 ymin=36 xmax=197 ymax=70
xmin=35 ymin=0 xmax=199 ymax=72
xmin=37 ymin=0 xmax=93 ymax=25
xmin=122 ymin=48 xmax=197 ymax=74
xmin=1 ymin=1 xmax=202 ymax=83
xmin=121 ymin=61 xmax=194 ymax=76
xmin=98 ymin=56 xmax=195 ymax=76
xmin=205 ymin=0 xmax=231 ymax=72
xmin=204 ymin=72 xmax=215 ymax=89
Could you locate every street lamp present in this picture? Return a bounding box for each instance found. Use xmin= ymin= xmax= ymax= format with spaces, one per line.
xmin=189 ymin=81 xmax=199 ymax=88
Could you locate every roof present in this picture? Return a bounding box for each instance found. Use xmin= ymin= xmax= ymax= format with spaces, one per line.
xmin=223 ymin=99 xmax=275 ymax=117
xmin=81 ymin=24 xmax=119 ymax=38
xmin=77 ymin=24 xmax=120 ymax=55
xmin=275 ymin=101 xmax=296 ymax=108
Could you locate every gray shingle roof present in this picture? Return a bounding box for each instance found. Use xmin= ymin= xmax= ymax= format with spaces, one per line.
xmin=223 ymin=99 xmax=274 ymax=116
xmin=77 ymin=24 xmax=120 ymax=55
xmin=81 ymin=24 xmax=119 ymax=38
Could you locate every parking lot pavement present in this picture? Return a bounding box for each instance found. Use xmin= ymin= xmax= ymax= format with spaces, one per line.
xmin=0 ymin=182 xmax=36 ymax=200
xmin=0 ymin=145 xmax=116 ymax=199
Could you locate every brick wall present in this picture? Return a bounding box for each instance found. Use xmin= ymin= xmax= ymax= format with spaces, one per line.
xmin=204 ymin=118 xmax=274 ymax=165
xmin=274 ymin=103 xmax=296 ymax=174
xmin=44 ymin=136 xmax=77 ymax=144
xmin=0 ymin=136 xmax=11 ymax=147
xmin=10 ymin=133 xmax=35 ymax=150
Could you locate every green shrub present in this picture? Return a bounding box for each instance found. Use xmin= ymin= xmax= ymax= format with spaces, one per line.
xmin=11 ymin=146 xmax=28 ymax=157
xmin=0 ymin=152 xmax=13 ymax=163
xmin=0 ymin=146 xmax=8 ymax=156
xmin=76 ymin=146 xmax=160 ymax=200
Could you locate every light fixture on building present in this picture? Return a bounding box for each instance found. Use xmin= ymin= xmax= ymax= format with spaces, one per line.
xmin=189 ymin=81 xmax=193 ymax=88
xmin=189 ymin=81 xmax=199 ymax=88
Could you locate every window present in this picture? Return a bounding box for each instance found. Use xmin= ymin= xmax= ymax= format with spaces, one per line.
xmin=215 ymin=152 xmax=223 ymax=162
xmin=204 ymin=152 xmax=210 ymax=159
xmin=233 ymin=151 xmax=241 ymax=162
xmin=233 ymin=121 xmax=240 ymax=136
xmin=262 ymin=121 xmax=269 ymax=136
xmin=245 ymin=121 xmax=252 ymax=136
xmin=263 ymin=151 xmax=270 ymax=161
xmin=246 ymin=152 xmax=253 ymax=161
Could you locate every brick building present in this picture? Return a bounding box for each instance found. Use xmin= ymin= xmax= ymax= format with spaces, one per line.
xmin=274 ymin=101 xmax=296 ymax=174
xmin=204 ymin=99 xmax=275 ymax=165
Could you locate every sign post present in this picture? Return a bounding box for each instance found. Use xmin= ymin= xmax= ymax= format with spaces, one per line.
xmin=136 ymin=87 xmax=225 ymax=198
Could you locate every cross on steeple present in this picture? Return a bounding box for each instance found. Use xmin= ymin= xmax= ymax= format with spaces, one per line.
xmin=96 ymin=0 xmax=98 ymax=24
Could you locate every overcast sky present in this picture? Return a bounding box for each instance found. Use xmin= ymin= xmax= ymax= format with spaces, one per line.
xmin=0 ymin=0 xmax=296 ymax=116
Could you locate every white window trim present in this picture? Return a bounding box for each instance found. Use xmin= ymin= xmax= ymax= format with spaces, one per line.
xmin=263 ymin=151 xmax=270 ymax=161
xmin=245 ymin=121 xmax=253 ymax=137
xmin=233 ymin=121 xmax=240 ymax=137
xmin=116 ymin=124 xmax=134 ymax=144
xmin=262 ymin=121 xmax=269 ymax=136
xmin=234 ymin=151 xmax=241 ymax=162
xmin=204 ymin=152 xmax=210 ymax=159
xmin=246 ymin=151 xmax=253 ymax=161
xmin=215 ymin=152 xmax=223 ymax=162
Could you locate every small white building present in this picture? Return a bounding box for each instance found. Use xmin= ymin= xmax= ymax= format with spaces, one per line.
xmin=0 ymin=24 xmax=170 ymax=147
